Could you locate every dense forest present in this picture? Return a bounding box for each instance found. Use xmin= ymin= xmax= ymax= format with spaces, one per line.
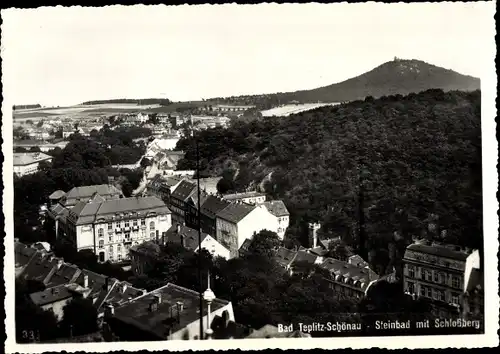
xmin=209 ymin=59 xmax=480 ymax=109
xmin=176 ymin=89 xmax=483 ymax=276
xmin=80 ymin=98 xmax=172 ymax=106
xmin=13 ymin=104 xmax=42 ymax=110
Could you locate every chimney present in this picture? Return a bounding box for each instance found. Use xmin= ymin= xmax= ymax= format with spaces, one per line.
xmin=83 ymin=274 xmax=89 ymax=288
xmin=106 ymin=304 xmax=115 ymax=316
xmin=176 ymin=223 xmax=181 ymax=234
xmin=57 ymin=259 xmax=64 ymax=269
xmin=154 ymin=293 xmax=162 ymax=305
xmin=176 ymin=301 xmax=183 ymax=323
xmin=121 ymin=283 xmax=128 ymax=294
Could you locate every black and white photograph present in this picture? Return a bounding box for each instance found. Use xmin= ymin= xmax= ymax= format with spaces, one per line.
xmin=2 ymin=2 xmax=498 ymax=352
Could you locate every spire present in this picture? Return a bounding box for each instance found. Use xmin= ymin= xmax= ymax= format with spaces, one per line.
xmin=203 ymin=271 xmax=215 ymax=340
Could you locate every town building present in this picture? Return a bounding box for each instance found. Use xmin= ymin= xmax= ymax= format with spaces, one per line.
xmin=184 ymin=191 xmax=210 ymax=230
xmin=402 ymin=239 xmax=478 ymax=310
xmin=222 ymin=191 xmax=266 ymax=205
xmin=461 ymin=249 xmax=484 ymax=320
xmin=198 ymin=195 xmax=231 ymax=237
xmin=13 ymin=152 xmax=53 ymax=176
xmin=216 ymin=203 xmax=277 ymax=258
xmin=29 ymin=284 xmax=84 ymax=321
xmin=129 ymin=241 xmax=162 ymax=276
xmin=165 ymin=224 xmax=230 ymax=260
xmin=48 ymin=184 xmax=123 ymax=208
xmin=49 ymin=195 xmax=172 ymax=263
xmin=262 ymin=200 xmax=290 ymax=240
xmin=104 ymin=283 xmax=235 ymax=340
xmin=319 ymin=256 xmax=379 ymax=300
xmin=168 ymin=180 xmax=197 ymax=223
xmin=145 ymin=174 xmax=184 ymax=204
xmin=202 ymin=104 xmax=256 ymax=113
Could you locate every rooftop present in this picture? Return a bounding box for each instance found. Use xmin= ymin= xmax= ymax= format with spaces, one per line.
xmin=112 ymin=283 xmax=230 ymax=339
xmin=30 ymin=284 xmax=74 ymax=307
xmin=405 ymin=242 xmax=470 ymax=262
xmin=275 ymin=247 xmax=297 ymax=268
xmin=64 ymin=184 xmax=122 ymax=204
xmin=216 ymin=203 xmax=256 ymax=224
xmin=320 ymin=257 xmax=379 ymax=289
xmin=44 ymin=262 xmax=81 ymax=288
xmin=49 ymin=190 xmax=66 ymax=199
xmin=262 ymin=200 xmax=289 ymax=217
xmin=200 ymin=195 xmax=230 ymax=219
xmin=13 ymin=152 xmax=52 ymax=166
xmin=165 ymin=224 xmax=210 ymax=250
xmin=15 ymin=242 xmax=38 ymax=268
xmin=170 ymin=180 xmax=197 ymax=202
xmin=222 ymin=191 xmax=266 ymax=201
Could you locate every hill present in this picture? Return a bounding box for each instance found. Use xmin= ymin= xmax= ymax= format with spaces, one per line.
xmin=176 ymin=89 xmax=482 ymax=275
xmin=209 ymin=59 xmax=480 ymax=108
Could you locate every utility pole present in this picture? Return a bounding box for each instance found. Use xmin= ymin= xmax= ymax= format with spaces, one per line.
xmin=195 ymin=131 xmax=204 ymax=340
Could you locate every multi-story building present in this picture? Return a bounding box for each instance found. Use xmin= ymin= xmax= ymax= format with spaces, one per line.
xmin=222 ymin=191 xmax=266 ymax=205
xmin=199 ymin=195 xmax=231 ymax=237
xmin=168 ymin=180 xmax=197 ymax=223
xmin=104 ymin=283 xmax=235 ymax=340
xmin=145 ymin=174 xmax=184 ymax=204
xmin=129 ymin=241 xmax=162 ymax=276
xmin=461 ymin=249 xmax=484 ymax=320
xmin=216 ymin=203 xmax=277 ymax=258
xmin=262 ymin=200 xmax=290 ymax=240
xmin=13 ymin=152 xmax=53 ymax=176
xmin=402 ymin=240 xmax=477 ymax=310
xmin=51 ymin=195 xmax=172 ymax=263
xmin=184 ymin=191 xmax=210 ymax=230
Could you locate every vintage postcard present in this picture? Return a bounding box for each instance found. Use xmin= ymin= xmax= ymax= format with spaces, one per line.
xmin=2 ymin=3 xmax=498 ymax=352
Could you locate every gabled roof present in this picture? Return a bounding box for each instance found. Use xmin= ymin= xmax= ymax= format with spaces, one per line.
xmin=18 ymin=254 xmax=58 ymax=284
xmin=165 ymin=224 xmax=210 ymax=250
xmin=291 ymin=250 xmax=320 ymax=266
xmin=15 ymin=242 xmax=38 ymax=269
xmin=262 ymin=200 xmax=289 ymax=217
xmin=275 ymin=247 xmax=297 ymax=268
xmin=65 ymin=184 xmax=122 ymax=201
xmin=239 ymin=239 xmax=253 ymax=252
xmin=170 ymin=180 xmax=197 ymax=202
xmin=187 ymin=191 xmax=209 ymax=209
xmin=200 ymin=195 xmax=230 ymax=219
xmin=99 ymin=280 xmax=144 ymax=309
xmin=44 ymin=262 xmax=81 ymax=289
xmin=222 ymin=191 xmax=266 ymax=201
xmin=49 ymin=190 xmax=66 ymax=199
xmin=216 ymin=203 xmax=255 ymax=224
xmin=74 ymin=269 xmax=109 ymax=300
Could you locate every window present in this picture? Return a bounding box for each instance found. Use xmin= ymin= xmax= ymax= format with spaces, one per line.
xmin=98 ymin=228 xmax=104 ymax=238
xmin=125 ymin=220 xmax=130 ymax=228
xmin=133 ymin=219 xmax=138 ymax=226
xmin=451 ymin=294 xmax=460 ymax=305
xmin=408 ymin=265 xmax=415 ymax=278
xmin=433 ymin=272 xmax=439 ymax=283
xmin=109 ymin=235 xmax=113 ymax=242
xmin=426 ymin=287 xmax=432 ymax=298
xmin=125 ymin=233 xmax=130 ymax=240
xmin=407 ymin=282 xmax=415 ymax=294
xmin=438 ymin=290 xmax=445 ymax=301
xmin=118 ymin=254 xmax=122 ymax=261
xmin=150 ymin=221 xmax=155 ymax=230
xmin=452 ymin=276 xmax=460 ymax=289
xmin=99 ymin=240 xmax=104 ymax=248
xmin=141 ymin=218 xmax=146 ymax=226
xmin=108 ymin=222 xmax=112 ymax=230
xmin=420 ymin=286 xmax=425 ymax=297
xmin=109 ymin=245 xmax=114 ymax=254
xmin=150 ymin=232 xmax=155 ymax=239
xmin=117 ymin=245 xmax=121 ymax=252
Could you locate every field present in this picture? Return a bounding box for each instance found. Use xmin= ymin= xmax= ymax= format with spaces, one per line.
xmin=260 ymin=103 xmax=341 ymax=117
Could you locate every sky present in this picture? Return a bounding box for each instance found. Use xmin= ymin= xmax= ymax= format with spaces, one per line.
xmin=1 ymin=2 xmax=496 ymax=107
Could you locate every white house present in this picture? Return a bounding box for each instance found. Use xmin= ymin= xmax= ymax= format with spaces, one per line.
xmin=222 ymin=191 xmax=266 ymax=205
xmin=261 ymin=200 xmax=290 ymax=240
xmin=216 ymin=203 xmax=277 ymax=258
xmin=13 ymin=152 xmax=53 ymax=176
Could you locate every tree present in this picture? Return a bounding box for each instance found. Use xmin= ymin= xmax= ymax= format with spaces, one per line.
xmin=327 ymin=239 xmax=353 ymax=261
xmin=247 ymin=230 xmax=281 ymax=258
xmin=216 ymin=177 xmax=235 ymax=194
xmin=61 ymin=297 xmax=98 ymax=337
xmin=140 ymin=157 xmax=152 ymax=168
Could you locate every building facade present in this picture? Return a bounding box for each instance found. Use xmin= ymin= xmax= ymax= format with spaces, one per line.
xmin=55 ymin=196 xmax=172 ymax=263
xmin=216 ymin=203 xmax=277 ymax=258
xmin=222 ymin=191 xmax=266 ymax=205
xmin=402 ymin=240 xmax=476 ymax=310
xmin=13 ymin=152 xmax=53 ymax=176
xmin=262 ymin=200 xmax=290 ymax=240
